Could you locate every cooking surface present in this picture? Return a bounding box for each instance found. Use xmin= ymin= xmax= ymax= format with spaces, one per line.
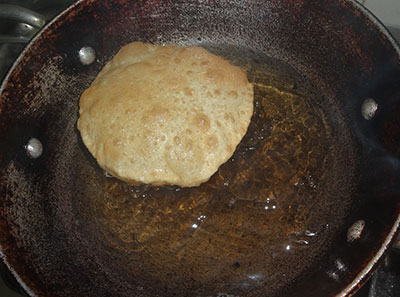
xmin=56 ymin=45 xmax=355 ymax=295
xmin=0 ymin=0 xmax=400 ymax=297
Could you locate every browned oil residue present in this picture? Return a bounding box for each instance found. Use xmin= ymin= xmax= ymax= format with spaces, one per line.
xmin=75 ymin=47 xmax=355 ymax=296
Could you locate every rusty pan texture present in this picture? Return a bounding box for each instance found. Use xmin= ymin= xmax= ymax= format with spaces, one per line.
xmin=0 ymin=0 xmax=400 ymax=296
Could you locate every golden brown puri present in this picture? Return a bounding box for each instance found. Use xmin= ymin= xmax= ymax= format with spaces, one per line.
xmin=77 ymin=42 xmax=254 ymax=187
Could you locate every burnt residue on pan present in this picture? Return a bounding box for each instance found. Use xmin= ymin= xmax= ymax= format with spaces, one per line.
xmin=59 ymin=46 xmax=357 ymax=296
xmin=0 ymin=0 xmax=400 ymax=297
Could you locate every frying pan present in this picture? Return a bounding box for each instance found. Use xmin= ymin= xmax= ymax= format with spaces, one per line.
xmin=1 ymin=0 xmax=400 ymax=296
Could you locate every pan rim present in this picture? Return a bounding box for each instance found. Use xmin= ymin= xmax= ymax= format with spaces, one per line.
xmin=352 ymin=0 xmax=400 ymax=55
xmin=335 ymin=215 xmax=400 ymax=297
xmin=336 ymin=0 xmax=400 ymax=295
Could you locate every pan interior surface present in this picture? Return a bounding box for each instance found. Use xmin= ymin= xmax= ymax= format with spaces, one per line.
xmin=45 ymin=44 xmax=357 ymax=297
xmin=3 ymin=0 xmax=400 ymax=296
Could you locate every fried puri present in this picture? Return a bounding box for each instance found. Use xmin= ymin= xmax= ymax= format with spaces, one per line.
xmin=77 ymin=42 xmax=254 ymax=187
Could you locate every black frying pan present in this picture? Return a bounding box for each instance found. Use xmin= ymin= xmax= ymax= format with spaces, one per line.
xmin=1 ymin=0 xmax=400 ymax=296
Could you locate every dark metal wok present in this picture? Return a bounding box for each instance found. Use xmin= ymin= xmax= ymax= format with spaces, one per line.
xmin=1 ymin=0 xmax=400 ymax=296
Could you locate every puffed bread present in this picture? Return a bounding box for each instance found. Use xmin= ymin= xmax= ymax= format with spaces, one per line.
xmin=77 ymin=42 xmax=254 ymax=187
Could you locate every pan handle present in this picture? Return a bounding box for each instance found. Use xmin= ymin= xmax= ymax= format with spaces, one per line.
xmin=0 ymin=4 xmax=46 ymax=44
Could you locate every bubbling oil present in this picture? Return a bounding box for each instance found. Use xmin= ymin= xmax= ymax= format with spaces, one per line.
xmin=75 ymin=46 xmax=356 ymax=296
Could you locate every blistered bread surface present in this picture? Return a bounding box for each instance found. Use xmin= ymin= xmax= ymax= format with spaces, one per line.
xmin=77 ymin=42 xmax=254 ymax=187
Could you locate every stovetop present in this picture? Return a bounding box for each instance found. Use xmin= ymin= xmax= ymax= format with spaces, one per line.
xmin=0 ymin=1 xmax=400 ymax=297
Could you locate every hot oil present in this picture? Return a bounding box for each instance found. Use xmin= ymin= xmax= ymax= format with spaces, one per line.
xmin=74 ymin=45 xmax=357 ymax=296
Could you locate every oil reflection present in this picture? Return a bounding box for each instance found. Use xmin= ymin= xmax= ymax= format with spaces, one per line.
xmin=190 ymin=214 xmax=207 ymax=229
xmin=327 ymin=258 xmax=347 ymax=281
xmin=247 ymin=273 xmax=264 ymax=281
